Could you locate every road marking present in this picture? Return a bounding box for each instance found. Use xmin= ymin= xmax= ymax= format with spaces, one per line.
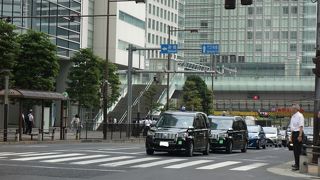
xmin=56 ymin=149 xmax=144 ymax=155
xmin=131 ymin=159 xmax=187 ymax=168
xmin=197 ymin=161 xmax=240 ymax=170
xmin=41 ymin=155 xmax=109 ymax=163
xmin=11 ymin=153 xmax=83 ymax=161
xmin=71 ymin=156 xmax=135 ymax=165
xmin=230 ymin=162 xmax=268 ymax=171
xmin=0 ymin=163 xmax=126 ymax=172
xmin=19 ymin=152 xmax=60 ymax=157
xmin=164 ymin=160 xmax=213 ymax=169
xmin=100 ymin=157 xmax=160 ymax=167
xmin=98 ymin=147 xmax=141 ymax=151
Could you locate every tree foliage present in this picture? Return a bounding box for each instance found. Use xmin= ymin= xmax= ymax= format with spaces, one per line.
xmin=66 ymin=48 xmax=103 ymax=108
xmin=13 ymin=30 xmax=59 ymax=91
xmin=182 ymin=75 xmax=212 ymax=113
xmin=144 ymin=84 xmax=163 ymax=114
xmin=0 ymin=20 xmax=19 ymax=88
xmin=104 ymin=62 xmax=121 ymax=108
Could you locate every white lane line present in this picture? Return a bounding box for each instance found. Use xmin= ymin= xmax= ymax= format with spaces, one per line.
xmin=100 ymin=157 xmax=160 ymax=167
xmin=0 ymin=152 xmax=39 ymax=156
xmin=230 ymin=163 xmax=268 ymax=171
xmin=56 ymin=149 xmax=144 ymax=155
xmin=197 ymin=161 xmax=240 ymax=170
xmin=19 ymin=152 xmax=60 ymax=157
xmin=0 ymin=163 xmax=126 ymax=172
xmin=11 ymin=153 xmax=83 ymax=161
xmin=71 ymin=156 xmax=135 ymax=165
xmin=164 ymin=160 xmax=213 ymax=169
xmin=98 ymin=147 xmax=141 ymax=150
xmin=131 ymin=159 xmax=187 ymax=168
xmin=41 ymin=155 xmax=109 ymax=163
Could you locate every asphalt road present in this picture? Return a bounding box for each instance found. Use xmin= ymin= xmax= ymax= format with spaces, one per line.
xmin=0 ymin=143 xmax=315 ymax=180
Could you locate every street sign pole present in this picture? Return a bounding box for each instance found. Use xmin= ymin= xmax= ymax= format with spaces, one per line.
xmin=167 ymin=25 xmax=171 ymax=110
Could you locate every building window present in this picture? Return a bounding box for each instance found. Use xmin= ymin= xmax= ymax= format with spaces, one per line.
xmin=119 ymin=11 xmax=145 ymax=29
xmin=290 ymin=44 xmax=297 ymax=51
xmin=282 ymin=7 xmax=289 ymax=14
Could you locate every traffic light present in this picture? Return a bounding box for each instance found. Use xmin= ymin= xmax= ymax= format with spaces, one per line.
xmin=225 ymin=0 xmax=236 ymax=9
xmin=241 ymin=0 xmax=253 ymax=5
xmin=313 ymin=56 xmax=320 ymax=77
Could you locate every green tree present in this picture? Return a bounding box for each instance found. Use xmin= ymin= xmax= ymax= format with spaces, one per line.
xmin=13 ymin=30 xmax=59 ymax=91
xmin=0 ymin=20 xmax=19 ymax=88
xmin=144 ymin=84 xmax=163 ymax=114
xmin=182 ymin=75 xmax=212 ymax=113
xmin=182 ymin=80 xmax=202 ymax=111
xmin=66 ymin=48 xmax=103 ymax=109
xmin=103 ymin=62 xmax=121 ymax=108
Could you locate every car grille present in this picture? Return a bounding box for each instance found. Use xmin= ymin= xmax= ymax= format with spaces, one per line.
xmin=155 ymin=133 xmax=176 ymax=140
xmin=211 ymin=134 xmax=219 ymax=139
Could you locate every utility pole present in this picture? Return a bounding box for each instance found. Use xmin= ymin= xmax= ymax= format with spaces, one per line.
xmin=313 ymin=0 xmax=320 ymax=163
xmin=166 ymin=25 xmax=171 ymax=110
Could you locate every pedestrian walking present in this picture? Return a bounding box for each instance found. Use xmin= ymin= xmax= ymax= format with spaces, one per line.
xmin=25 ymin=109 xmax=34 ymax=134
xmin=289 ymin=104 xmax=304 ymax=171
xmin=71 ymin=114 xmax=81 ymax=133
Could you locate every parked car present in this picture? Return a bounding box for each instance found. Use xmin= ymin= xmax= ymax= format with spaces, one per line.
xmin=145 ymin=111 xmax=211 ymax=157
xmin=304 ymin=126 xmax=313 ymax=145
xmin=208 ymin=115 xmax=248 ymax=153
xmin=263 ymin=127 xmax=282 ymax=147
xmin=247 ymin=125 xmax=267 ymax=149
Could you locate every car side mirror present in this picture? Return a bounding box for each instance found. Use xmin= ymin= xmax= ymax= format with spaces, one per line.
xmin=228 ymin=128 xmax=233 ymax=131
xmin=188 ymin=126 xmax=195 ymax=131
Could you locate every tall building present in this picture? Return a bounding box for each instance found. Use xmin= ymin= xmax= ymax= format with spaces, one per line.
xmin=182 ymin=0 xmax=316 ymax=112
xmin=93 ymin=1 xmax=145 ymax=70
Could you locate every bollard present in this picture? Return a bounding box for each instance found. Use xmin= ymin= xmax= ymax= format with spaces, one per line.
xmin=299 ymin=155 xmax=308 ymax=173
xmin=64 ymin=128 xmax=68 ymax=140
xmin=318 ymin=158 xmax=320 ymax=177
xmin=15 ymin=132 xmax=19 ymax=142
xmin=38 ymin=129 xmax=41 ymax=141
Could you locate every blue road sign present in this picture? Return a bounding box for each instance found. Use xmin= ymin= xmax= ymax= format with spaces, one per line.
xmin=202 ymin=44 xmax=219 ymax=54
xmin=160 ymin=44 xmax=178 ymax=54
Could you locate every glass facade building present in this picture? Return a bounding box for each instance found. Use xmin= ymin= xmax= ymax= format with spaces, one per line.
xmin=182 ymin=0 xmax=316 ymax=112
xmin=0 ymin=0 xmax=81 ymax=58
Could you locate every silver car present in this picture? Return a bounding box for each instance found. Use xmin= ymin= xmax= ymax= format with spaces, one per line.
xmin=263 ymin=127 xmax=282 ymax=147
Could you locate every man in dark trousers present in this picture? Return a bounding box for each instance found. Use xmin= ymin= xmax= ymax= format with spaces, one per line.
xmin=289 ymin=104 xmax=304 ymax=171
xmin=25 ymin=109 xmax=34 ymax=134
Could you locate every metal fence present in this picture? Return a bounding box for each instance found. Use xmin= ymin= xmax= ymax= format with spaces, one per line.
xmin=79 ymin=121 xmax=148 ymax=140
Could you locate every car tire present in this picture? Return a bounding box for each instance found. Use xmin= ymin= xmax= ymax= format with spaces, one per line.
xmin=146 ymin=149 xmax=154 ymax=155
xmin=241 ymin=142 xmax=247 ymax=153
xmin=203 ymin=142 xmax=210 ymax=155
xmin=226 ymin=141 xmax=233 ymax=154
xmin=262 ymin=144 xmax=266 ymax=149
xmin=186 ymin=141 xmax=194 ymax=157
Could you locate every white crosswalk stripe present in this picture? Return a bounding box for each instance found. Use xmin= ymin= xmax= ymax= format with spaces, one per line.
xmin=100 ymin=157 xmax=160 ymax=167
xmin=0 ymin=151 xmax=270 ymax=172
xmin=164 ymin=160 xmax=213 ymax=169
xmin=196 ymin=161 xmax=240 ymax=170
xmin=19 ymin=152 xmax=60 ymax=157
xmin=131 ymin=159 xmax=187 ymax=168
xmin=230 ymin=163 xmax=268 ymax=171
xmin=41 ymin=155 xmax=109 ymax=163
xmin=71 ymin=156 xmax=135 ymax=165
xmin=11 ymin=153 xmax=83 ymax=161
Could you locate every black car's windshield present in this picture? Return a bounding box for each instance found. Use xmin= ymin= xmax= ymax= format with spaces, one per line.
xmin=156 ymin=114 xmax=194 ymax=128
xmin=248 ymin=126 xmax=260 ymax=133
xmin=210 ymin=118 xmax=233 ymax=130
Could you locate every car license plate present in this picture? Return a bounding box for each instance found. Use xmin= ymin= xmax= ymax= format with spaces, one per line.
xmin=160 ymin=141 xmax=169 ymax=147
xmin=219 ymin=140 xmax=224 ymax=144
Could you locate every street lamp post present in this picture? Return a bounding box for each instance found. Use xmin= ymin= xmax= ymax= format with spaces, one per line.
xmin=103 ymin=0 xmax=145 ymax=139
xmin=166 ymin=26 xmax=198 ymax=110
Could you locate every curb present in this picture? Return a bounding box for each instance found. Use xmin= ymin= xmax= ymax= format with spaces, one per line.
xmin=0 ymin=138 xmax=146 ymax=145
xmin=267 ymin=161 xmax=318 ymax=179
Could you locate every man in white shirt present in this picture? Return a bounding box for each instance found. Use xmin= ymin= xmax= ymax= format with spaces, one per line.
xmin=289 ymin=104 xmax=304 ymax=171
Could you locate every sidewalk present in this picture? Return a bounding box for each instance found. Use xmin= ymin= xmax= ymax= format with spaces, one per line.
xmin=268 ymin=161 xmax=320 ymax=179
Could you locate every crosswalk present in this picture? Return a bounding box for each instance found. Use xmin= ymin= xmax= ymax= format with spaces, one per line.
xmin=0 ymin=151 xmax=269 ymax=172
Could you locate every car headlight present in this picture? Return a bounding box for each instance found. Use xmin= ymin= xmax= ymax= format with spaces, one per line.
xmin=147 ymin=130 xmax=155 ymax=136
xmin=177 ymin=132 xmax=188 ymax=139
